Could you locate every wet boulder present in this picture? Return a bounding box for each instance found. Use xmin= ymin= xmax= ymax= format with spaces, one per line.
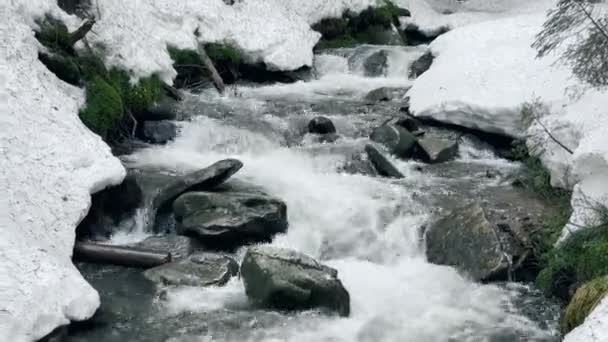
xmin=141 ymin=98 xmax=180 ymax=121
xmin=241 ymin=246 xmax=350 ymax=316
xmin=138 ymin=120 xmax=177 ymax=144
xmin=365 ymin=144 xmax=404 ymax=179
xmin=173 ymin=188 xmax=288 ymax=251
xmin=409 ymin=51 xmax=434 ymax=78
xmin=363 ymin=50 xmax=388 ymax=77
xmin=416 ymin=137 xmax=458 ymax=164
xmin=129 ymin=235 xmax=200 ymax=261
xmin=144 ymin=253 xmax=239 ymax=287
xmin=308 ymin=116 xmax=337 ymax=135
xmin=370 ymin=124 xmax=417 ymax=159
xmin=425 ymin=202 xmax=528 ymax=282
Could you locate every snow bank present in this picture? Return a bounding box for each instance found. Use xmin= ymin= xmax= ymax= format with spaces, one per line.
xmin=393 ymin=0 xmax=554 ymax=35
xmin=86 ymin=0 xmax=388 ymax=83
xmin=406 ymin=5 xmax=608 ymax=340
xmin=0 ymin=2 xmax=125 ymax=341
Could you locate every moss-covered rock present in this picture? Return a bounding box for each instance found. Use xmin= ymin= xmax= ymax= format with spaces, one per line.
xmin=38 ymin=52 xmax=81 ymax=85
xmin=536 ymin=223 xmax=608 ymax=300
xmin=34 ymin=15 xmax=73 ymax=54
xmin=79 ymin=76 xmax=124 ymax=138
xmin=562 ymin=276 xmax=608 ymax=334
xmin=312 ymin=3 xmax=407 ymax=49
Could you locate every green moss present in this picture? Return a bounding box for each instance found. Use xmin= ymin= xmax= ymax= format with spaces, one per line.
xmin=107 ymin=69 xmax=163 ymax=116
xmin=315 ymin=35 xmax=359 ymax=49
xmin=313 ymin=3 xmax=407 ymax=50
xmin=562 ymin=276 xmax=608 ymax=333
xmin=312 ymin=18 xmax=350 ymax=40
xmin=536 ymin=222 xmax=608 ymax=299
xmin=79 ymin=76 xmax=124 ymax=138
xmin=205 ymin=43 xmax=242 ymax=65
xmin=34 ymin=15 xmax=73 ymax=53
xmin=168 ymin=46 xmax=201 ymax=66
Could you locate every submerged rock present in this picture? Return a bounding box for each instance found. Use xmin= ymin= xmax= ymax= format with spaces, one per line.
xmin=241 ymin=246 xmax=350 ymax=316
xmin=139 ymin=120 xmax=177 ymax=144
xmin=129 ymin=235 xmax=200 ymax=261
xmin=173 ymin=188 xmax=288 ymax=251
xmin=416 ymin=137 xmax=458 ymax=164
xmin=364 ymin=86 xmax=410 ymax=103
xmin=370 ymin=123 xmax=417 ymax=159
xmin=365 ymin=144 xmax=404 ymax=179
xmin=308 ymin=116 xmax=337 ymax=135
xmin=144 ymin=253 xmax=239 ymax=287
xmin=425 ymin=202 xmax=528 ymax=282
xmin=363 ymin=50 xmax=388 ymax=77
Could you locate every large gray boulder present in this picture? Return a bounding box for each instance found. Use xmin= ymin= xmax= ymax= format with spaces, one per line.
xmin=416 ymin=137 xmax=458 ymax=164
xmin=173 ymin=189 xmax=288 ymax=251
xmin=241 ymin=246 xmax=350 ymax=316
xmin=365 ymin=144 xmax=404 ymax=179
xmin=425 ymin=202 xmax=527 ymax=282
xmin=370 ymin=124 xmax=417 ymax=159
xmin=144 ymin=253 xmax=239 ymax=287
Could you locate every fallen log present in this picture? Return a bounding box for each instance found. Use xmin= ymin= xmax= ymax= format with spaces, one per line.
xmin=197 ymin=42 xmax=226 ymax=94
xmin=74 ymin=241 xmax=172 ymax=268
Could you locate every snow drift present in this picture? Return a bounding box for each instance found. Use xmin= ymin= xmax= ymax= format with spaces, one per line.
xmin=0 ymin=2 xmax=125 ymax=341
xmin=0 ymin=0 xmax=390 ymax=340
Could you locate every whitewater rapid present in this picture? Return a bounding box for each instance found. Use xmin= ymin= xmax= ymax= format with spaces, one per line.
xmin=104 ymin=46 xmax=559 ymax=342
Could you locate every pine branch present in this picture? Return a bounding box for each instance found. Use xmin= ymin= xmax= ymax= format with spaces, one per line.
xmin=574 ymin=1 xmax=608 ymax=43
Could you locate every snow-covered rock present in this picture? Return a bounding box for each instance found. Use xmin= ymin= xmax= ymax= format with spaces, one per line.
xmin=393 ymin=0 xmax=555 ymax=36
xmin=86 ymin=0 xmax=389 ymax=83
xmin=0 ymin=3 xmax=125 ymax=341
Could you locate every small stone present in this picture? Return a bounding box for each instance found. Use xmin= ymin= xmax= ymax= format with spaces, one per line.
xmin=308 ymin=116 xmax=337 ymax=135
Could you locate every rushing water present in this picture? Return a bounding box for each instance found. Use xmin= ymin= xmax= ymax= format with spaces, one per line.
xmin=70 ymin=46 xmax=560 ymax=342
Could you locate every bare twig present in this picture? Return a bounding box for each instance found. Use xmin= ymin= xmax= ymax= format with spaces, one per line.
xmin=533 ymin=116 xmax=575 ymax=154
xmin=127 ymin=109 xmax=137 ymax=137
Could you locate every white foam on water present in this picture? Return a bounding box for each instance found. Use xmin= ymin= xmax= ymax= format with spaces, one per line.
xmin=124 ymin=110 xmax=555 ymax=340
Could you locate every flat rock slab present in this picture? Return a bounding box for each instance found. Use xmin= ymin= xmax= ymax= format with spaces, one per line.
xmin=174 ymin=188 xmax=288 ymax=251
xmin=144 ymin=253 xmax=239 ymax=287
xmin=365 ymin=144 xmax=404 ymax=179
xmin=241 ymin=246 xmax=350 ymax=316
xmin=416 ymin=137 xmax=458 ymax=164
